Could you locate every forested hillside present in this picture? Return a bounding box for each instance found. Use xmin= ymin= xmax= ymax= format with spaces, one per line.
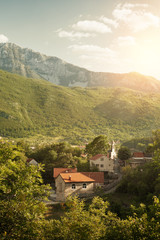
xmin=1 ymin=70 xmax=160 ymax=143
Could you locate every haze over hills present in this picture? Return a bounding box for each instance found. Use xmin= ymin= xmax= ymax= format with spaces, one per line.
xmin=0 ymin=42 xmax=160 ymax=93
xmin=1 ymin=70 xmax=160 ymax=143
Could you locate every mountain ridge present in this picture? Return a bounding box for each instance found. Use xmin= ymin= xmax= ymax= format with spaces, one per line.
xmin=0 ymin=42 xmax=160 ymax=92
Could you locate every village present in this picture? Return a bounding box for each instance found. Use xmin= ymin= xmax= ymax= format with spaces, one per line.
xmin=27 ymin=141 xmax=153 ymax=202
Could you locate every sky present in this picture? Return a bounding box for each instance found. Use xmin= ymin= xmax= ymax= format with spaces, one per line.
xmin=1 ymin=0 xmax=160 ymax=79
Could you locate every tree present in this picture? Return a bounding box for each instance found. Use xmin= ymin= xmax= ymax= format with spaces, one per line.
xmin=152 ymin=129 xmax=160 ymax=150
xmin=85 ymin=135 xmax=110 ymax=156
xmin=0 ymin=140 xmax=51 ymax=240
xmin=45 ymin=196 xmax=160 ymax=240
xmin=118 ymin=146 xmax=131 ymax=161
xmin=29 ymin=142 xmax=81 ymax=183
xmin=50 ymin=196 xmax=108 ymax=240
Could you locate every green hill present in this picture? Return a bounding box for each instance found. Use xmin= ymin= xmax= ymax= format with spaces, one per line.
xmin=1 ymin=70 xmax=160 ymax=143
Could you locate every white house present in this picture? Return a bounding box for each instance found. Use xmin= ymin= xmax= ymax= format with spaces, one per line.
xmin=89 ymin=154 xmax=114 ymax=172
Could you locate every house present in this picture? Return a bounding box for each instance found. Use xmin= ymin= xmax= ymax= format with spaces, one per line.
xmin=55 ymin=172 xmax=95 ymax=201
xmin=53 ymin=168 xmax=77 ymax=178
xmin=89 ymin=154 xmax=114 ymax=172
xmin=26 ymin=158 xmax=38 ymax=166
xmin=82 ymin=172 xmax=104 ymax=186
xmin=128 ymin=152 xmax=152 ymax=168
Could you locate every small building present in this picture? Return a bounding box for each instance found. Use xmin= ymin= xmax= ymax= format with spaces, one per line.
xmin=55 ymin=172 xmax=95 ymax=201
xmin=128 ymin=152 xmax=152 ymax=168
xmin=26 ymin=158 xmax=38 ymax=166
xmin=89 ymin=154 xmax=114 ymax=172
xmin=53 ymin=168 xmax=77 ymax=178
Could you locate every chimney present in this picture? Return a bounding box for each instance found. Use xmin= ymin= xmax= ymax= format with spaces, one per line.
xmin=69 ymin=175 xmax=71 ymax=180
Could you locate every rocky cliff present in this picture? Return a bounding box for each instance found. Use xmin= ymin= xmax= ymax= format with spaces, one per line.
xmin=0 ymin=42 xmax=160 ymax=92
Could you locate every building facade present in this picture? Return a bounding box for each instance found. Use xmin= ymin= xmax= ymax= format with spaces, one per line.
xmin=55 ymin=172 xmax=95 ymax=201
xmin=89 ymin=154 xmax=114 ymax=172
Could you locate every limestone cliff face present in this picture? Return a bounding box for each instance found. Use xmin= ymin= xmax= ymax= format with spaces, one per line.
xmin=0 ymin=42 xmax=89 ymax=86
xmin=0 ymin=42 xmax=160 ymax=92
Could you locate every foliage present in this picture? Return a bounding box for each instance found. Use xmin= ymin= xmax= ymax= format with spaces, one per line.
xmin=44 ymin=196 xmax=160 ymax=240
xmin=117 ymin=151 xmax=160 ymax=202
xmin=0 ymin=140 xmax=51 ymax=240
xmin=1 ymin=70 xmax=160 ymax=143
xmin=47 ymin=196 xmax=108 ymax=240
xmin=29 ymin=142 xmax=82 ymax=183
xmin=122 ymin=137 xmax=152 ymax=151
xmin=85 ymin=135 xmax=110 ymax=156
xmin=118 ymin=146 xmax=131 ymax=161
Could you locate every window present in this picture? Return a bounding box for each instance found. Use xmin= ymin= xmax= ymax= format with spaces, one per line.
xmin=96 ymin=164 xmax=99 ymax=167
xmin=100 ymin=164 xmax=104 ymax=167
xmin=72 ymin=184 xmax=76 ymax=189
xmin=83 ymin=183 xmax=87 ymax=188
xmin=100 ymin=158 xmax=104 ymax=161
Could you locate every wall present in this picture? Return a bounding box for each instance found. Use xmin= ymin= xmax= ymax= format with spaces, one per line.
xmin=55 ymin=175 xmax=66 ymax=201
xmin=55 ymin=175 xmax=94 ymax=201
xmin=90 ymin=156 xmax=114 ymax=172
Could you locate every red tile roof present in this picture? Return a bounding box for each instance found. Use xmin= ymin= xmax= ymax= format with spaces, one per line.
xmin=53 ymin=168 xmax=77 ymax=178
xmin=82 ymin=172 xmax=104 ymax=183
xmin=59 ymin=173 xmax=95 ymax=183
xmin=133 ymin=152 xmax=144 ymax=157
xmin=90 ymin=154 xmax=105 ymax=161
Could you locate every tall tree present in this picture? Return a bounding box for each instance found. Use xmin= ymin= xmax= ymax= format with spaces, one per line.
xmin=0 ymin=141 xmax=50 ymax=240
xmin=85 ymin=135 xmax=110 ymax=156
xmin=118 ymin=146 xmax=131 ymax=161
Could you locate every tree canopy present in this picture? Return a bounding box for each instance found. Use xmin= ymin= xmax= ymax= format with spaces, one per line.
xmin=118 ymin=146 xmax=131 ymax=161
xmin=29 ymin=142 xmax=82 ymax=183
xmin=0 ymin=140 xmax=50 ymax=239
xmin=85 ymin=135 xmax=110 ymax=156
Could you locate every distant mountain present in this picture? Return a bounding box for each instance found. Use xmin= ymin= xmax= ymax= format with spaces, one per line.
xmin=0 ymin=42 xmax=160 ymax=92
xmin=1 ymin=69 xmax=160 ymax=143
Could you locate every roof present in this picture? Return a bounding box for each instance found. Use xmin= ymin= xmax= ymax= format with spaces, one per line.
xmin=26 ymin=158 xmax=38 ymax=166
xmin=59 ymin=173 xmax=95 ymax=183
xmin=53 ymin=168 xmax=77 ymax=178
xmin=90 ymin=154 xmax=105 ymax=161
xmin=133 ymin=152 xmax=144 ymax=157
xmin=26 ymin=158 xmax=34 ymax=163
xmin=82 ymin=172 xmax=104 ymax=183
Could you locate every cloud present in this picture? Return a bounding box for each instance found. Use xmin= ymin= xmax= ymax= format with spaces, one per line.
xmin=72 ymin=20 xmax=112 ymax=33
xmin=113 ymin=3 xmax=160 ymax=32
xmin=68 ymin=44 xmax=120 ymax=72
xmin=119 ymin=3 xmax=149 ymax=9
xmin=57 ymin=30 xmax=95 ymax=40
xmin=0 ymin=34 xmax=9 ymax=43
xmin=68 ymin=44 xmax=117 ymax=64
xmin=99 ymin=16 xmax=118 ymax=28
xmin=69 ymin=44 xmax=115 ymax=54
xmin=117 ymin=36 xmax=136 ymax=46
